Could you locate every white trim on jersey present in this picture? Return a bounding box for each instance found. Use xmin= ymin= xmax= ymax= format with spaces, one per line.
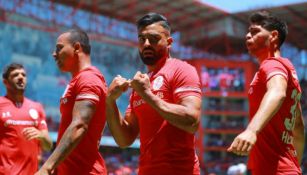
xmin=174 ymin=86 xmax=201 ymax=94
xmin=76 ymin=94 xmax=99 ymax=101
xmin=267 ymin=71 xmax=288 ymax=81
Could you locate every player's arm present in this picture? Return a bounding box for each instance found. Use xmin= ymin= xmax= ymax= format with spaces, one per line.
xmin=37 ymin=129 xmax=53 ymax=151
xmin=23 ymin=128 xmax=53 ymax=151
xmin=228 ymin=75 xmax=287 ymax=155
xmin=293 ymin=104 xmax=305 ymax=164
xmin=36 ymin=100 xmax=95 ymax=174
xmin=106 ymin=75 xmax=139 ymax=148
xmin=131 ymin=72 xmax=201 ymax=134
xmin=245 ymin=74 xmax=287 ymax=135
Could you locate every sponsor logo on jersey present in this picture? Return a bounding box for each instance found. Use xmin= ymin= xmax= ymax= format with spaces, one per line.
xmin=29 ymin=108 xmax=39 ymax=120
xmin=133 ymin=99 xmax=146 ymax=108
xmin=152 ymin=76 xmax=164 ymax=90
xmin=4 ymin=119 xmax=38 ymax=127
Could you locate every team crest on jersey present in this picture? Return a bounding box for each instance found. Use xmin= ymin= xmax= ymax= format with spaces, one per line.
xmin=29 ymin=109 xmax=39 ymax=120
xmin=153 ymin=76 xmax=164 ymax=90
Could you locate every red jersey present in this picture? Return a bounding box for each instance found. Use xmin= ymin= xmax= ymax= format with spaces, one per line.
xmin=57 ymin=66 xmax=107 ymax=175
xmin=127 ymin=58 xmax=202 ymax=175
xmin=248 ymin=57 xmax=302 ymax=174
xmin=0 ymin=97 xmax=48 ymax=175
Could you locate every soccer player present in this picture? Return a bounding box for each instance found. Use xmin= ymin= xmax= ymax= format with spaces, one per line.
xmin=0 ymin=63 xmax=52 ymax=175
xmin=106 ymin=13 xmax=202 ymax=175
xmin=227 ymin=11 xmax=305 ymax=174
xmin=36 ymin=29 xmax=108 ymax=175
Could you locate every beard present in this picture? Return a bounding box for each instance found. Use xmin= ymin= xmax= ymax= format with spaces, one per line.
xmin=139 ymin=53 xmax=161 ymax=65
xmin=139 ymin=48 xmax=166 ymax=66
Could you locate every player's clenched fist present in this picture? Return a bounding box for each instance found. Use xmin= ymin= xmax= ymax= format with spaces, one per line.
xmin=107 ymin=75 xmax=130 ymax=101
xmin=130 ymin=71 xmax=151 ymax=97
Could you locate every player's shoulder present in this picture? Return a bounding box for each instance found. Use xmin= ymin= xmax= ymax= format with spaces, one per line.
xmin=79 ymin=66 xmax=104 ymax=78
xmin=0 ymin=96 xmax=8 ymax=104
xmin=261 ymin=57 xmax=287 ymax=69
xmin=24 ymin=97 xmax=43 ymax=107
xmin=264 ymin=57 xmax=293 ymax=66
xmin=168 ymin=58 xmax=195 ymax=70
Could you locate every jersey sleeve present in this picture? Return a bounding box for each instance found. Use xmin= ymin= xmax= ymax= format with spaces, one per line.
xmin=37 ymin=103 xmax=48 ymax=130
xmin=172 ymin=63 xmax=202 ymax=103
xmin=260 ymin=59 xmax=289 ymax=82
xmin=75 ymin=71 xmax=106 ymax=106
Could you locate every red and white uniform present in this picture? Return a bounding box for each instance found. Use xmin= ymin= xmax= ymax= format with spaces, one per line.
xmin=0 ymin=97 xmax=48 ymax=175
xmin=127 ymin=58 xmax=202 ymax=175
xmin=57 ymin=66 xmax=107 ymax=175
xmin=248 ymin=57 xmax=302 ymax=174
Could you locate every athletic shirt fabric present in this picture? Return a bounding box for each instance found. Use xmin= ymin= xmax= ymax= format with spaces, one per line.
xmin=126 ymin=58 xmax=202 ymax=175
xmin=0 ymin=97 xmax=48 ymax=175
xmin=57 ymin=66 xmax=107 ymax=175
xmin=248 ymin=57 xmax=302 ymax=174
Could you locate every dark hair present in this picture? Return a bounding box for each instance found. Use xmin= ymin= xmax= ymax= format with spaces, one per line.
xmin=2 ymin=63 xmax=24 ymax=80
xmin=66 ymin=29 xmax=91 ymax=54
xmin=137 ymin=13 xmax=171 ymax=33
xmin=249 ymin=11 xmax=288 ymax=48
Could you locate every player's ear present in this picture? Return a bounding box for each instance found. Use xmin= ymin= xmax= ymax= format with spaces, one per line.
xmin=73 ymin=42 xmax=81 ymax=54
xmin=270 ymin=30 xmax=279 ymax=45
xmin=3 ymin=79 xmax=8 ymax=87
xmin=167 ymin=37 xmax=173 ymax=48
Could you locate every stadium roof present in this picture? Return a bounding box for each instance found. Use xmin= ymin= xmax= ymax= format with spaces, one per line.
xmin=234 ymin=1 xmax=307 ymax=50
xmin=54 ymin=0 xmax=307 ymax=53
xmin=53 ymin=0 xmax=228 ymax=32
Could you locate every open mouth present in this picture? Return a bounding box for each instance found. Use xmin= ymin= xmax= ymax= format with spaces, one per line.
xmin=16 ymin=82 xmax=24 ymax=87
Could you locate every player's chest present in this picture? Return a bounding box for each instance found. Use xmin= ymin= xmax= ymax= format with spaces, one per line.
xmin=249 ymin=73 xmax=265 ymax=94
xmin=131 ymin=74 xmax=173 ymax=110
xmin=60 ymin=85 xmax=76 ymax=111
xmin=0 ymin=105 xmax=40 ymax=128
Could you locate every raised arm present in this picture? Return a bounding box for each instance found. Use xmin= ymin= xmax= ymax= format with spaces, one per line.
xmin=106 ymin=75 xmax=139 ymax=148
xmin=130 ymin=72 xmax=201 ymax=134
xmin=36 ymin=100 xmax=96 ymax=175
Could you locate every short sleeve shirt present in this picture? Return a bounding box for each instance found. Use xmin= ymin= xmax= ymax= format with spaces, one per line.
xmin=57 ymin=66 xmax=107 ymax=175
xmin=0 ymin=97 xmax=47 ymax=175
xmin=248 ymin=57 xmax=302 ymax=174
xmin=127 ymin=58 xmax=202 ymax=175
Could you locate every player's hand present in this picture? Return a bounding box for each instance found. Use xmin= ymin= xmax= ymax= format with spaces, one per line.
xmin=227 ymin=129 xmax=257 ymax=156
xmin=22 ymin=127 xmax=43 ymax=141
xmin=107 ymin=75 xmax=130 ymax=102
xmin=130 ymin=71 xmax=151 ymax=97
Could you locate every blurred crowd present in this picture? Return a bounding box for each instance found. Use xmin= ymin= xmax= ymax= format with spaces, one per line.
xmin=201 ymin=67 xmax=245 ymax=92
